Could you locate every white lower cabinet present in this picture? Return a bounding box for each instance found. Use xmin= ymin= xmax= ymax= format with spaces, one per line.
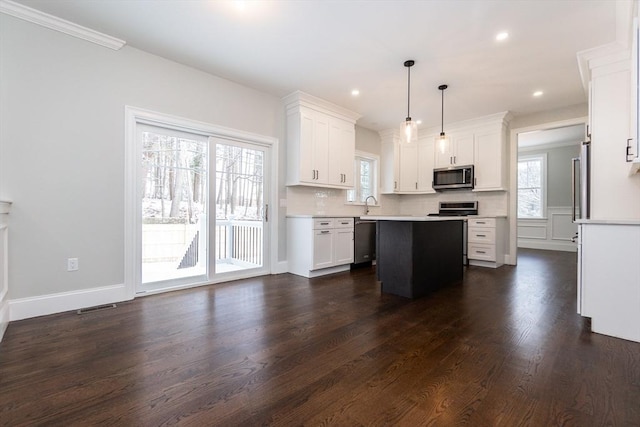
xmin=288 ymin=217 xmax=354 ymax=278
xmin=578 ymin=222 xmax=640 ymax=342
xmin=467 ymin=217 xmax=506 ymax=268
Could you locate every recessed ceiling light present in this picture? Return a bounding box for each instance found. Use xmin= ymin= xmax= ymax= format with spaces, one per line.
xmin=533 ymin=90 xmax=543 ymax=97
xmin=416 ymin=120 xmax=422 ymax=125
xmin=351 ymin=89 xmax=360 ymax=96
xmin=496 ymin=32 xmax=509 ymax=41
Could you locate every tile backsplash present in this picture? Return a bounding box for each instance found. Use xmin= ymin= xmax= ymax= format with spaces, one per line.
xmin=286 ymin=186 xmax=507 ymax=217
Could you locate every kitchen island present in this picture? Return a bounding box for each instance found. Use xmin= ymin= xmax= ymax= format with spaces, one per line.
xmin=361 ymin=216 xmax=464 ymax=298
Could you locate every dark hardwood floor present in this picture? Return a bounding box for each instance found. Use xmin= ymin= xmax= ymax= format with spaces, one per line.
xmin=1 ymin=248 xmax=639 ymax=426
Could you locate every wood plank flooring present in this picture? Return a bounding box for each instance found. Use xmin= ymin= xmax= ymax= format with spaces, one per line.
xmin=1 ymin=249 xmax=639 ymax=426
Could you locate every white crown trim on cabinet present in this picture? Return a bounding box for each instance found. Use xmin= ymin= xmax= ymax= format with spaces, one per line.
xmin=0 ymin=0 xmax=126 ymax=50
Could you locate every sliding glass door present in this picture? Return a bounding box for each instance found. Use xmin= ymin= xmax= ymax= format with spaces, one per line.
xmin=134 ymin=122 xmax=270 ymax=295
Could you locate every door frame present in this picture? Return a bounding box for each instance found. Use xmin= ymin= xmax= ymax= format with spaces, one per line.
xmin=508 ymin=116 xmax=588 ymax=265
xmin=124 ymin=106 xmax=279 ymax=299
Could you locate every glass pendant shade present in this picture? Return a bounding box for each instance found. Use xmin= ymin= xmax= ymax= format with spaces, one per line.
xmin=401 ymin=118 xmax=418 ymax=144
xmin=401 ymin=60 xmax=417 ymax=144
xmin=438 ymin=132 xmax=450 ymax=154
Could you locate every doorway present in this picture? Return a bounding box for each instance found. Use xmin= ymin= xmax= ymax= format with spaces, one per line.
xmin=509 ymin=118 xmax=587 ymax=260
xmin=125 ymin=107 xmax=275 ymax=296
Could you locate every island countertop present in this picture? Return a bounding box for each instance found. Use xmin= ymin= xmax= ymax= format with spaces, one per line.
xmin=361 ymin=215 xmax=469 ymax=221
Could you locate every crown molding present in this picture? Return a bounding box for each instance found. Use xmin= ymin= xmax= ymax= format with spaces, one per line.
xmin=0 ymin=0 xmax=126 ymax=50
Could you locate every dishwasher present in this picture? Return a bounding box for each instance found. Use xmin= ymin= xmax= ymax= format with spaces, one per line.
xmin=352 ymin=218 xmax=376 ymax=265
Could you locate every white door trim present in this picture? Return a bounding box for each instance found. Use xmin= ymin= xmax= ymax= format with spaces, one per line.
xmin=508 ymin=116 xmax=587 ymax=265
xmin=124 ymin=106 xmax=279 ymax=299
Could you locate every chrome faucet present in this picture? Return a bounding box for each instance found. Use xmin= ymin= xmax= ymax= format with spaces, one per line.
xmin=364 ymin=195 xmax=378 ymax=215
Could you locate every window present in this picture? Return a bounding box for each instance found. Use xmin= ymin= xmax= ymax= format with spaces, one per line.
xmin=346 ymin=151 xmax=378 ymax=204
xmin=518 ymin=154 xmax=546 ymax=218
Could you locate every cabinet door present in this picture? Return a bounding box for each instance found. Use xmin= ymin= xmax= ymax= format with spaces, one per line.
xmin=398 ymin=142 xmax=418 ymax=191
xmin=434 ymin=137 xmax=454 ymax=168
xmin=380 ymin=139 xmax=400 ymax=193
xmin=453 ymin=133 xmax=474 ymax=165
xmin=313 ymin=112 xmax=330 ymax=184
xmin=333 ymin=229 xmax=354 ymax=265
xmin=474 ymin=130 xmax=504 ymax=190
xmin=298 ymin=108 xmax=315 ymax=183
xmin=328 ymin=118 xmax=355 ymax=187
xmin=313 ymin=229 xmax=334 ymax=270
xmin=417 ymin=138 xmax=436 ymax=192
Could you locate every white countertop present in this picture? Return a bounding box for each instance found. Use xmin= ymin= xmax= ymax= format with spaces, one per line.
xmin=360 ymin=215 xmax=468 ymax=221
xmin=576 ymin=219 xmax=640 ymax=226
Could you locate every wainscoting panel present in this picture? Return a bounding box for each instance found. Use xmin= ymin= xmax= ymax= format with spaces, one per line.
xmin=518 ymin=207 xmax=577 ymax=252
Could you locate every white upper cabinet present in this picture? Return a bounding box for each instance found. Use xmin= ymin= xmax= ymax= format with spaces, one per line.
xmin=284 ymin=91 xmax=360 ymax=188
xmin=474 ymin=129 xmax=507 ymax=191
xmin=380 ymin=131 xmax=436 ymax=193
xmin=380 ymin=129 xmax=400 ymax=193
xmin=435 ymin=132 xmax=474 ymax=168
xmin=380 ymin=112 xmax=511 ymax=193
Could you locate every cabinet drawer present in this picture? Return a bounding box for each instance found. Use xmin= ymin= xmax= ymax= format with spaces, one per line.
xmin=313 ymin=218 xmax=334 ymax=229
xmin=468 ymin=243 xmax=496 ymax=261
xmin=334 ymin=218 xmax=354 ymax=229
xmin=468 ymin=218 xmax=496 ymax=228
xmin=468 ymin=227 xmax=495 ymax=244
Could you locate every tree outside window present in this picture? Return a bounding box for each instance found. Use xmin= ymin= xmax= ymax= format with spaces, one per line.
xmin=347 ymin=152 xmax=378 ymax=204
xmin=518 ymin=155 xmax=546 ymax=218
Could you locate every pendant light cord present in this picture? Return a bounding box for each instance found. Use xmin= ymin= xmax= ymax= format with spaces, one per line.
xmin=438 ymin=84 xmax=448 ymax=135
xmin=407 ymin=65 xmax=411 ymax=119
xmin=440 ymin=87 xmax=444 ymax=133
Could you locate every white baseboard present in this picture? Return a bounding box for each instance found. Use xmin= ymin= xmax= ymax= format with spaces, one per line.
xmin=518 ymin=239 xmax=577 ymax=252
xmin=0 ymin=300 xmax=9 ymax=342
xmin=9 ymin=283 xmax=131 ymax=321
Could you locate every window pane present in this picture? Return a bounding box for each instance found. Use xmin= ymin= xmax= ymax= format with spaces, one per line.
xmin=518 ymin=157 xmax=543 ymax=218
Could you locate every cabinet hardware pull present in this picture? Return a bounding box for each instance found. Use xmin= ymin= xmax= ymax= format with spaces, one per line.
xmin=415 ymin=182 xmax=418 ymax=189
xmin=477 ymin=221 xmax=485 ymax=224
xmin=321 ymin=230 xmax=330 ymax=234
xmin=477 ymin=234 xmax=486 ymax=237
xmin=626 ymin=139 xmax=635 ymax=162
xmin=477 ymin=251 xmax=486 ymax=254
xmin=320 ymin=222 xmax=329 ymax=225
xmin=453 ymin=156 xmax=456 ymax=164
xmin=265 ymin=204 xmax=269 ymax=222
xmin=394 ymin=181 xmax=397 ymax=189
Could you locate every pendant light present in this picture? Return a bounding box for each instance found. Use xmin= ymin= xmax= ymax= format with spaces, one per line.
xmin=400 ymin=60 xmax=418 ymax=144
xmin=437 ymin=84 xmax=450 ymax=154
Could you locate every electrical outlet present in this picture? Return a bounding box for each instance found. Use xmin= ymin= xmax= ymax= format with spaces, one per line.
xmin=67 ymin=258 xmax=79 ymax=271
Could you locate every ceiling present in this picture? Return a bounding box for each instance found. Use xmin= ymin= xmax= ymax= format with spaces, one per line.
xmin=10 ymin=0 xmax=622 ymax=131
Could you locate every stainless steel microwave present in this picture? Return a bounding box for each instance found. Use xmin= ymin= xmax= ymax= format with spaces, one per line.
xmin=432 ymin=165 xmax=474 ymax=191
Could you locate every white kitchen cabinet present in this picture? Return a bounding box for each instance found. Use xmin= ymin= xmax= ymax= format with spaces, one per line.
xmin=287 ymin=217 xmax=354 ymax=278
xmin=284 ymin=91 xmax=360 ymax=189
xmin=434 ymin=132 xmax=474 ymax=168
xmin=382 ymin=132 xmax=436 ymax=193
xmin=468 ymin=217 xmax=506 ymax=268
xmin=328 ymin=118 xmax=355 ymax=187
xmin=379 ymin=129 xmax=400 ymax=193
xmin=473 ymin=130 xmax=507 ymax=191
xmin=578 ymin=222 xmax=640 ymax=342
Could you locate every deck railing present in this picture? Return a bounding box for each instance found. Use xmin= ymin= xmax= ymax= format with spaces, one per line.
xmin=215 ymin=219 xmax=263 ymax=266
xmin=144 ymin=218 xmax=263 ymax=269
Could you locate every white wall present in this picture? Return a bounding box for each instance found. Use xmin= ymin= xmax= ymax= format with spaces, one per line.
xmin=0 ymin=15 xmax=284 ymax=303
